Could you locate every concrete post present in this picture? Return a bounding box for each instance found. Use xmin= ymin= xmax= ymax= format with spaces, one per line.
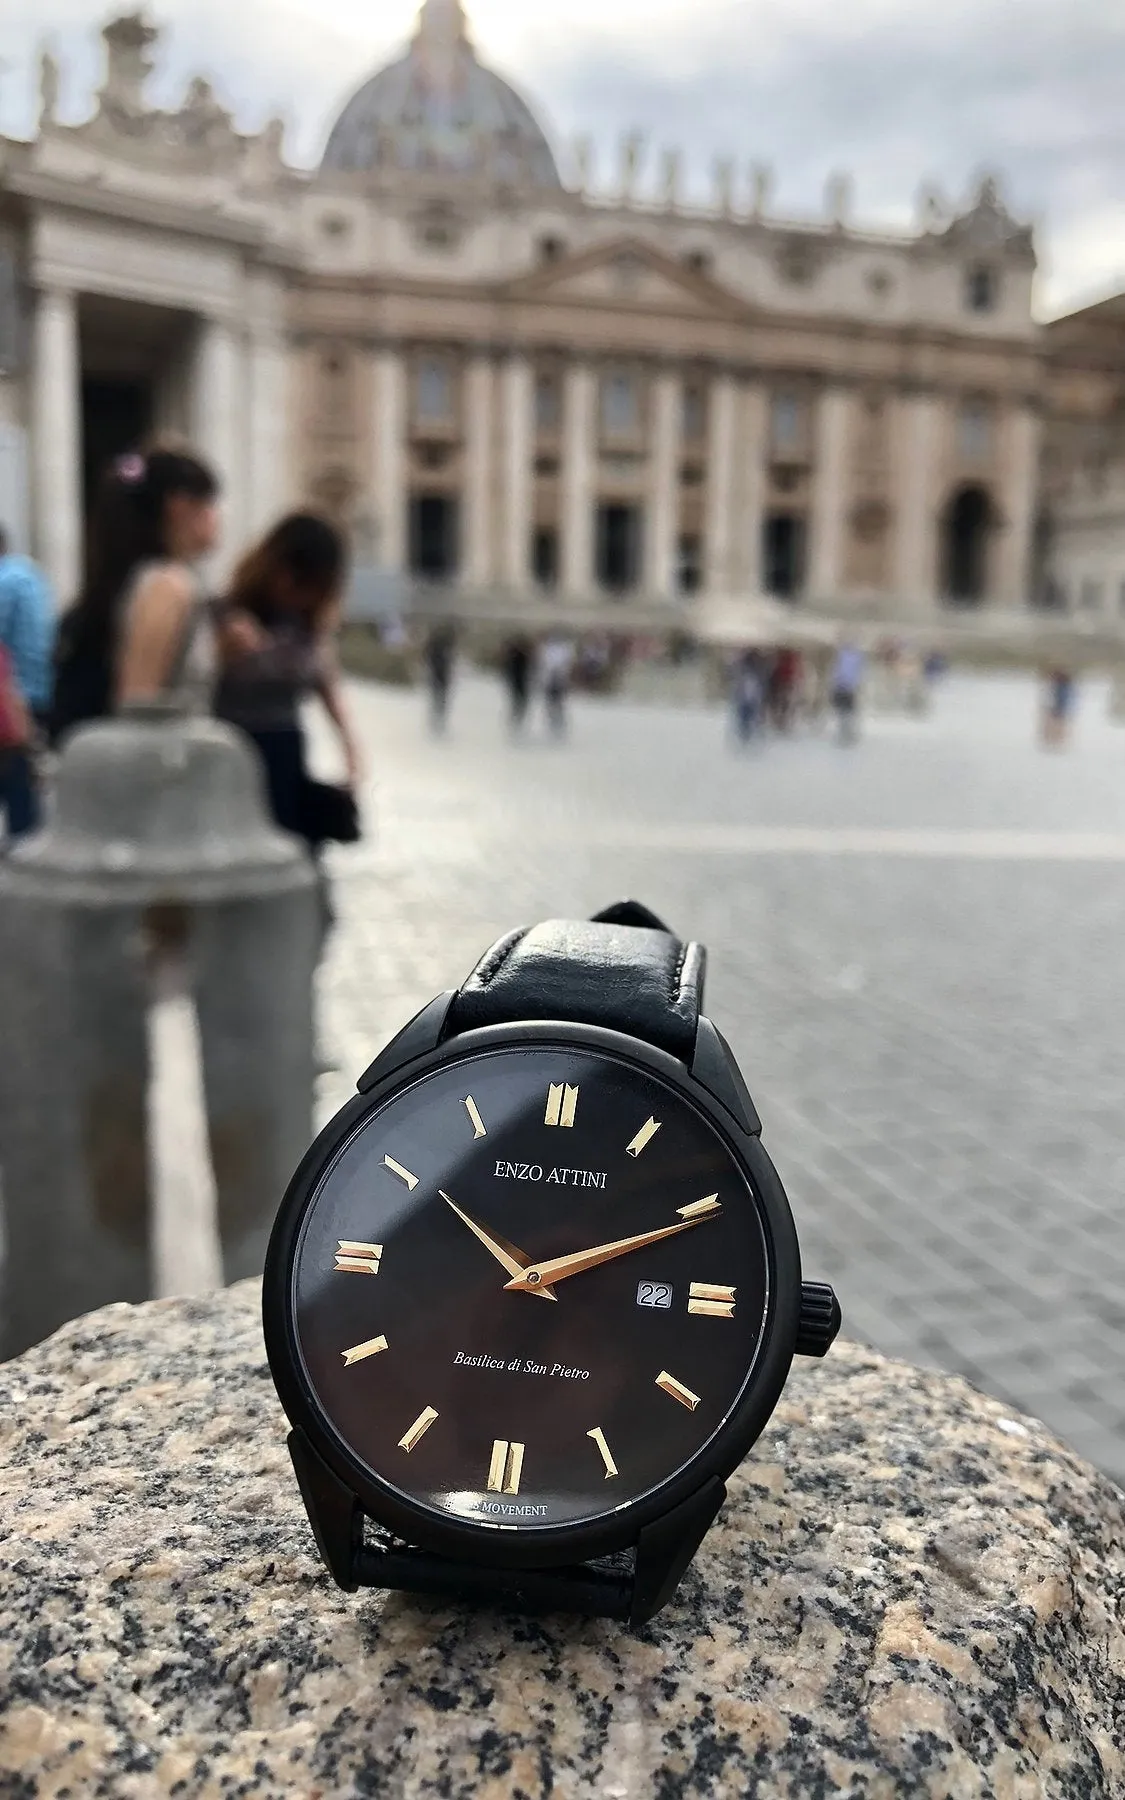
xmin=0 ymin=707 xmax=318 ymax=1359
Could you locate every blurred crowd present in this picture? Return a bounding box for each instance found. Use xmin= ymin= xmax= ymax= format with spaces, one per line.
xmin=0 ymin=441 xmax=1092 ymax=856
xmin=0 ymin=444 xmax=363 ymax=868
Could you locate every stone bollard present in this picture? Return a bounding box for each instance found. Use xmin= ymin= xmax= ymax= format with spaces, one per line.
xmin=0 ymin=708 xmax=318 ymax=1361
xmin=0 ymin=1282 xmax=1121 ymax=1794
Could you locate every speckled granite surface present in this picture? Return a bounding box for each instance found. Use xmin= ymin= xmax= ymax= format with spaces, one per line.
xmin=0 ymin=1282 xmax=1122 ymax=1799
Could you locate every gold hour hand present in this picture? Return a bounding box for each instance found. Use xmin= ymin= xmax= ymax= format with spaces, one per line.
xmin=440 ymin=1193 xmax=558 ymax=1301
xmin=504 ymin=1213 xmax=716 ymax=1294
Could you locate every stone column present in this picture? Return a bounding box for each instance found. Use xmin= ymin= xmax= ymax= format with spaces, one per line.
xmin=463 ymin=354 xmax=494 ymax=589
xmin=704 ymin=374 xmax=737 ymax=595
xmin=741 ymin=384 xmax=768 ymax=593
xmin=561 ymin=362 xmax=596 ymax=596
xmin=245 ymin=328 xmax=289 ymax=538
xmin=32 ymin=286 xmax=82 ymax=600
xmin=373 ymin=347 xmax=407 ymax=575
xmin=501 ymin=354 xmax=534 ymax=591
xmin=191 ymin=316 xmax=244 ymax=554
xmin=894 ymin=389 xmax=941 ymax=611
xmin=809 ymin=387 xmax=851 ymax=600
xmin=646 ymin=368 xmax=679 ymax=599
xmin=996 ymin=404 xmax=1042 ymax=607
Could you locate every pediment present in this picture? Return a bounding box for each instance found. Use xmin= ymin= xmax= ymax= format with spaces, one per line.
xmin=503 ymin=238 xmax=744 ymax=320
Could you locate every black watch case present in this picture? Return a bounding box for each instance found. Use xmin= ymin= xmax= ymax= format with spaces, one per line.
xmin=263 ymin=997 xmax=808 ymax=1586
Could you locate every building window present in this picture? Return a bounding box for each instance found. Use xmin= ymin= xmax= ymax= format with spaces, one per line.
xmin=866 ymin=267 xmax=893 ymax=300
xmin=535 ymin=373 xmax=560 ymax=432
xmin=538 ymin=236 xmax=565 ymax=264
xmin=771 ymin=393 xmax=801 ymax=457
xmin=533 ymin=527 xmax=559 ymax=587
xmin=958 ymin=401 xmax=992 ymax=462
xmin=678 ymin=534 xmax=702 ymax=594
xmin=1080 ymin=578 xmax=1104 ymax=611
xmin=683 ymin=249 xmax=712 ymax=277
xmin=601 ymin=372 xmax=639 ymax=437
xmin=417 ymin=359 xmax=453 ymax=424
xmin=966 ymin=265 xmax=998 ymax=313
xmin=682 ymin=385 xmax=705 ymax=443
xmin=321 ymin=213 xmax=350 ymax=240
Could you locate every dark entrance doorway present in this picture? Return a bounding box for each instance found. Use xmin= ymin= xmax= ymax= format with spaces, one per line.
xmin=595 ymin=503 xmax=643 ymax=594
xmin=409 ymin=493 xmax=459 ymax=580
xmin=533 ymin=527 xmax=559 ymax=588
xmin=941 ymin=484 xmax=992 ymax=604
xmin=763 ymin=512 xmax=806 ymax=599
xmin=81 ymin=377 xmax=153 ymax=519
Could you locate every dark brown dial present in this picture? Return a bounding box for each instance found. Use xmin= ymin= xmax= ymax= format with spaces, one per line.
xmin=292 ymin=1045 xmax=771 ymax=1533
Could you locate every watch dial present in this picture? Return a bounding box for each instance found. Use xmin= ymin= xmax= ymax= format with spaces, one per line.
xmin=291 ymin=1046 xmax=771 ymax=1533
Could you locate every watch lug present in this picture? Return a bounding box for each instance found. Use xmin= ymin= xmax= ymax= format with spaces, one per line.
xmin=357 ymin=991 xmax=458 ymax=1094
xmin=691 ymin=1018 xmax=762 ymax=1137
xmin=630 ymin=1478 xmax=726 ymax=1626
xmin=287 ymin=1429 xmax=364 ymax=1592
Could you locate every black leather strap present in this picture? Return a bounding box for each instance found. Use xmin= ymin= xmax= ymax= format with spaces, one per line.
xmin=356 ymin=1544 xmax=633 ymax=1620
xmin=365 ymin=904 xmax=710 ymax=1623
xmin=447 ymin=900 xmax=706 ymax=1061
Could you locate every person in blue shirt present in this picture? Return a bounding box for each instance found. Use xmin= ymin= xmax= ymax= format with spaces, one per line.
xmin=0 ymin=525 xmax=56 ymax=839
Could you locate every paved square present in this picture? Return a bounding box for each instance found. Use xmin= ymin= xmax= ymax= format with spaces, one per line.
xmin=317 ymin=671 xmax=1125 ymax=1488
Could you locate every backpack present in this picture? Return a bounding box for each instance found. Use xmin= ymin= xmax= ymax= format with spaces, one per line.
xmin=47 ymin=611 xmax=113 ymax=748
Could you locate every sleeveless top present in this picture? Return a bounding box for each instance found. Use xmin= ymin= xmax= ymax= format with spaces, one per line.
xmin=214 ymin=614 xmax=327 ymax=734
xmin=120 ymin=561 xmax=218 ymax=715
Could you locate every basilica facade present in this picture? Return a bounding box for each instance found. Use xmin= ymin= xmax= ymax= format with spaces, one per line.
xmin=0 ymin=1 xmax=1052 ymax=627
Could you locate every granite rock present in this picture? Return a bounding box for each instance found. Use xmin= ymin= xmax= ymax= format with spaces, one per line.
xmin=0 ymin=1280 xmax=1122 ymax=1798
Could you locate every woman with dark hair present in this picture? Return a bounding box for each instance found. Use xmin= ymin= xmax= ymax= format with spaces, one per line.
xmin=51 ymin=446 xmax=220 ymax=737
xmin=215 ymin=511 xmax=362 ymax=850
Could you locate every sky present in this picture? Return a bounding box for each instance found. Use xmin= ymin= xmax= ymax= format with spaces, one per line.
xmin=1 ymin=0 xmax=1123 ymax=317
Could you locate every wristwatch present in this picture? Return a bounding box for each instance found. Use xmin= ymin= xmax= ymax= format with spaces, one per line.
xmin=263 ymin=902 xmax=840 ymax=1625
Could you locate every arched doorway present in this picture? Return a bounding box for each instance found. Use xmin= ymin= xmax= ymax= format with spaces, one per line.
xmin=941 ymin=485 xmax=993 ymax=605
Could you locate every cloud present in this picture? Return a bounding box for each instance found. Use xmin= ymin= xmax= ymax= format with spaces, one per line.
xmin=2 ymin=0 xmax=1121 ymax=312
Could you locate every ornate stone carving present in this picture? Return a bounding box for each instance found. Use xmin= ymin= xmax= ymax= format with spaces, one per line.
xmin=178 ymin=77 xmax=234 ymax=153
xmin=826 ymin=171 xmax=852 ymax=230
xmin=98 ymin=13 xmax=158 ymax=120
xmin=660 ymin=148 xmax=682 ymax=212
xmin=940 ymin=173 xmax=1037 ymax=267
xmin=38 ymin=49 xmax=60 ymax=131
xmin=749 ymin=162 xmax=773 ymax=220
xmin=619 ymin=131 xmax=644 ymax=202
xmin=713 ymin=157 xmax=735 ymax=217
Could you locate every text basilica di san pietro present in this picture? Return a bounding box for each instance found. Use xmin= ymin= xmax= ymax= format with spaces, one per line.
xmin=0 ymin=0 xmax=1122 ymax=633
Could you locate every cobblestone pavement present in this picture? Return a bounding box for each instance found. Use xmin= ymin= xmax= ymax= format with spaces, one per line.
xmin=315 ymin=672 xmax=1125 ymax=1488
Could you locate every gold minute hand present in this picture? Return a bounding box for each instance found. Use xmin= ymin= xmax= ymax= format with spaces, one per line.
xmin=503 ymin=1215 xmax=714 ymax=1294
xmin=440 ymin=1192 xmax=559 ymax=1301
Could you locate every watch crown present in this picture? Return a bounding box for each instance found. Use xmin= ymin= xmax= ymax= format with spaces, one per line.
xmin=796 ymin=1282 xmax=841 ymax=1358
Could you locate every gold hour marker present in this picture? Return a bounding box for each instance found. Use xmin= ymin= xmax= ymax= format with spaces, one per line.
xmin=626 ymin=1117 xmax=662 ymax=1158
xmin=342 ymin=1335 xmax=389 ymax=1367
xmin=398 ymin=1406 xmax=439 ymax=1453
xmin=688 ymin=1282 xmax=737 ymax=1319
xmin=487 ymin=1439 xmax=525 ymax=1494
xmin=464 ymin=1096 xmax=487 ymax=1139
xmin=677 ymin=1194 xmax=721 ymax=1221
xmin=656 ymin=1370 xmax=702 ymax=1412
xmin=587 ymin=1426 xmax=619 ymax=1480
xmin=545 ymin=1083 xmax=579 ymax=1129
xmin=334 ymin=1240 xmax=383 ymax=1276
xmin=383 ymin=1155 xmax=419 ymax=1191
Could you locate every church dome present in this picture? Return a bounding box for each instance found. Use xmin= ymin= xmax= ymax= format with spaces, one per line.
xmin=321 ymin=0 xmax=561 ymax=189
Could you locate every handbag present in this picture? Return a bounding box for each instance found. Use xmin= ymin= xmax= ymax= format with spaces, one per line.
xmin=299 ymin=778 xmax=362 ymax=847
xmin=0 ymin=646 xmax=29 ymax=750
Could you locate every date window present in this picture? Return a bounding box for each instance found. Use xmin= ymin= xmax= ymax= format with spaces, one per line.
xmin=637 ymin=1281 xmax=673 ymax=1310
